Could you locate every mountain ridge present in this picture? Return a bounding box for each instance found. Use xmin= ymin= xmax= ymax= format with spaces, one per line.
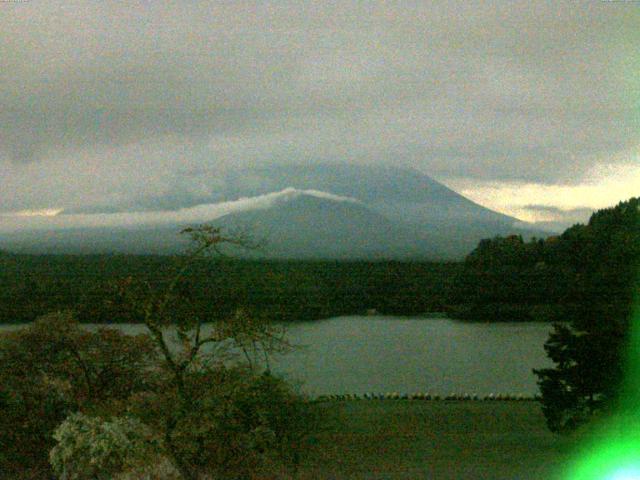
xmin=222 ymin=163 xmax=519 ymax=227
xmin=0 ymin=163 xmax=546 ymax=259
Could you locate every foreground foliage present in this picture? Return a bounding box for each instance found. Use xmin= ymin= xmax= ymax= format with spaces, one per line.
xmin=451 ymin=197 xmax=639 ymax=432
xmin=0 ymin=226 xmax=321 ymax=479
xmin=0 ymin=311 xmax=156 ymax=477
xmin=49 ymin=413 xmax=160 ymax=480
xmin=534 ymin=198 xmax=639 ymax=432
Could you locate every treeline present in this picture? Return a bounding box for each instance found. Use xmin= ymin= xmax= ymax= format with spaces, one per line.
xmin=447 ymin=197 xmax=639 ymax=325
xmin=3 ymin=197 xmax=636 ymax=326
xmin=531 ymin=197 xmax=638 ymax=431
xmin=0 ymin=254 xmax=459 ymax=324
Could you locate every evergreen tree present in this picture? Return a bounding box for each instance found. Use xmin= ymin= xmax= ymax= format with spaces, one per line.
xmin=534 ymin=198 xmax=640 ymax=432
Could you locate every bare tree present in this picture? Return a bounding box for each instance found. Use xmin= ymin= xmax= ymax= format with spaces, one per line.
xmin=134 ymin=225 xmax=291 ymax=480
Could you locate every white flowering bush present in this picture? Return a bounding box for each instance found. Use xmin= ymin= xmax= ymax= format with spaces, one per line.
xmin=0 ymin=312 xmax=158 ymax=478
xmin=49 ymin=413 xmax=161 ymax=480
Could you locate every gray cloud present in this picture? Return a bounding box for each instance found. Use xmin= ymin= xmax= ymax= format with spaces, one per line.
xmin=0 ymin=1 xmax=638 ymax=213
xmin=522 ymin=205 xmax=594 ymax=216
xmin=522 ymin=204 xmax=595 ymax=232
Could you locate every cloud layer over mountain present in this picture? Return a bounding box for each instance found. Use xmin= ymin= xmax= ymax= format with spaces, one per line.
xmin=0 ymin=188 xmax=358 ymax=233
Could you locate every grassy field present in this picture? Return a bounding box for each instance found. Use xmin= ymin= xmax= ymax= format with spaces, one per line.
xmin=297 ymin=400 xmax=580 ymax=480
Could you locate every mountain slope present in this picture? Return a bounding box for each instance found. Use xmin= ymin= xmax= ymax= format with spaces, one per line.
xmin=1 ymin=164 xmax=547 ymax=259
xmin=222 ymin=163 xmax=519 ymax=227
xmin=216 ymin=193 xmax=444 ymax=259
xmin=0 ymin=192 xmax=475 ymax=258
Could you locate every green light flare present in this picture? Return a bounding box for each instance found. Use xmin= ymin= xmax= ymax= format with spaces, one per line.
xmin=563 ymin=291 xmax=640 ymax=480
xmin=563 ymin=417 xmax=640 ymax=480
xmin=620 ymin=300 xmax=640 ymax=413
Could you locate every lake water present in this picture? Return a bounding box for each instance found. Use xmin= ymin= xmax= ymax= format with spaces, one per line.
xmin=1 ymin=316 xmax=553 ymax=396
xmin=270 ymin=316 xmax=553 ymax=396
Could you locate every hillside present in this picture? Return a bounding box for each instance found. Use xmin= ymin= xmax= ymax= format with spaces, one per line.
xmin=0 ymin=163 xmax=546 ymax=259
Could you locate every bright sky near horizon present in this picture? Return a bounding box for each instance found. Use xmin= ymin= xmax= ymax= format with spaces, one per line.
xmin=449 ymin=154 xmax=640 ymax=223
xmin=0 ymin=1 xmax=638 ymax=229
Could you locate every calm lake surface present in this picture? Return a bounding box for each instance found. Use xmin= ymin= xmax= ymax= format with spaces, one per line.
xmin=1 ymin=316 xmax=553 ymax=396
xmin=271 ymin=316 xmax=553 ymax=396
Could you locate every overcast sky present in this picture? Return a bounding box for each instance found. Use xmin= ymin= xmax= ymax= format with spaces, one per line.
xmin=1 ymin=1 xmax=638 ymax=228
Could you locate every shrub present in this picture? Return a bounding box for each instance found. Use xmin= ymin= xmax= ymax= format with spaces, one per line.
xmin=0 ymin=311 xmax=157 ymax=477
xmin=129 ymin=367 xmax=320 ymax=479
xmin=49 ymin=413 xmax=162 ymax=480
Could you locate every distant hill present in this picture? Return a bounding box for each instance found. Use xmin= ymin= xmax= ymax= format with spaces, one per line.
xmin=216 ymin=163 xmax=546 ymax=258
xmin=223 ymin=163 xmax=518 ymax=227
xmin=0 ymin=163 xmax=547 ymax=259
xmin=0 ymin=192 xmax=470 ymax=258
xmin=217 ymin=193 xmax=439 ymax=259
xmin=0 ymin=225 xmax=190 ymax=255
